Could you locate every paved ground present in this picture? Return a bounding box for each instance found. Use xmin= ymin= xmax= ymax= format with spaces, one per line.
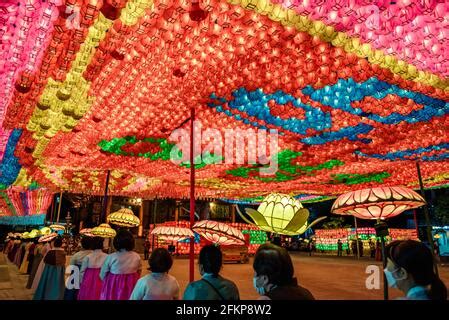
xmin=1 ymin=252 xmax=448 ymax=300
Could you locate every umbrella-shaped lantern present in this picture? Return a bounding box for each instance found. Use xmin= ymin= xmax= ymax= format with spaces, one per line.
xmin=192 ymin=220 xmax=245 ymax=245
xmin=241 ymin=193 xmax=326 ymax=236
xmin=28 ymin=229 xmax=41 ymax=239
xmin=331 ymin=186 xmax=426 ymax=300
xmin=107 ymin=208 xmax=140 ymax=228
xmin=79 ymin=228 xmax=94 ymax=237
xmin=39 ymin=227 xmax=52 ymax=236
xmin=151 ymin=226 xmax=194 ymax=242
xmin=49 ymin=224 xmax=65 ymax=232
xmin=38 ymin=232 xmax=58 ymax=243
xmin=21 ymin=232 xmax=30 ymax=239
xmin=331 ymin=186 xmax=426 ymax=220
xmin=92 ymin=223 xmax=117 ymax=238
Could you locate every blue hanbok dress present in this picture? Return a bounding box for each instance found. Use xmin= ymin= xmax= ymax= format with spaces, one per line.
xmin=33 ymin=248 xmax=66 ymax=300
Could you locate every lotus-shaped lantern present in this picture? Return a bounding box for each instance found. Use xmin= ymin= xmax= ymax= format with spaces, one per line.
xmin=242 ymin=193 xmax=326 ymax=236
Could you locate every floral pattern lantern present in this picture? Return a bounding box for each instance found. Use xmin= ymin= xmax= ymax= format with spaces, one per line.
xmin=38 ymin=232 xmax=58 ymax=243
xmin=92 ymin=223 xmax=117 ymax=238
xmin=49 ymin=224 xmax=65 ymax=232
xmin=151 ymin=226 xmax=194 ymax=242
xmin=243 ymin=193 xmax=326 ymax=236
xmin=331 ymin=186 xmax=426 ymax=220
xmin=107 ymin=208 xmax=140 ymax=228
xmin=192 ymin=220 xmax=246 ymax=245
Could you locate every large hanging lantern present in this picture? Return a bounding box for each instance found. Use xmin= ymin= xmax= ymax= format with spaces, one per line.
xmin=28 ymin=229 xmax=41 ymax=239
xmin=151 ymin=226 xmax=194 ymax=241
xmin=38 ymin=233 xmax=58 ymax=243
xmin=331 ymin=186 xmax=426 ymax=220
xmin=49 ymin=224 xmax=65 ymax=232
xmin=192 ymin=220 xmax=245 ymax=245
xmin=242 ymin=193 xmax=326 ymax=236
xmin=79 ymin=228 xmax=94 ymax=237
xmin=39 ymin=227 xmax=52 ymax=236
xmin=107 ymin=208 xmax=140 ymax=228
xmin=92 ymin=223 xmax=117 ymax=238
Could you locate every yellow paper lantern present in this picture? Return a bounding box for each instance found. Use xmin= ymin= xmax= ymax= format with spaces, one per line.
xmin=92 ymin=223 xmax=117 ymax=238
xmin=107 ymin=208 xmax=140 ymax=228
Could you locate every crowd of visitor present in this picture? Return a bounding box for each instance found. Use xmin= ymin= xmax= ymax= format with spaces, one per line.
xmin=2 ymin=230 xmax=447 ymax=301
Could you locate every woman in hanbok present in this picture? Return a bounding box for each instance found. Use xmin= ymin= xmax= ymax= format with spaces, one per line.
xmin=13 ymin=240 xmax=24 ymax=267
xmin=31 ymin=238 xmax=53 ymax=290
xmin=78 ymin=237 xmax=108 ymax=300
xmin=19 ymin=240 xmax=33 ymax=273
xmin=100 ymin=230 xmax=141 ymax=300
xmin=7 ymin=238 xmax=20 ymax=262
xmin=26 ymin=240 xmax=37 ymax=274
xmin=27 ymin=241 xmax=44 ymax=289
xmin=33 ymin=237 xmax=67 ymax=300
xmin=64 ymin=237 xmax=93 ymax=300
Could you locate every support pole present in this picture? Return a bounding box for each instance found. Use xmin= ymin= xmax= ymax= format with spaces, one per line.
xmin=416 ymin=161 xmax=439 ymax=276
xmin=380 ymin=233 xmax=388 ymax=300
xmin=413 ymin=209 xmax=419 ymax=236
xmin=189 ymin=107 xmax=196 ymax=283
xmin=152 ymin=199 xmax=157 ymax=253
xmin=49 ymin=197 xmax=54 ymax=223
xmin=56 ymin=191 xmax=63 ymax=223
xmin=101 ymin=170 xmax=111 ymax=223
xmin=354 ymin=216 xmax=360 ymax=260
xmin=138 ymin=201 xmax=144 ymax=237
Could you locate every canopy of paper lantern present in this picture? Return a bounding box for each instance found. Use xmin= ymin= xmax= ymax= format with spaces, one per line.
xmin=193 ymin=220 xmax=246 ymax=245
xmin=0 ymin=0 xmax=447 ymax=200
xmin=331 ymin=186 xmax=426 ymax=220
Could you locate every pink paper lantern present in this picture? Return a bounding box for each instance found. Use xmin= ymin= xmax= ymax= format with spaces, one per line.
xmin=331 ymin=186 xmax=426 ymax=220
xmin=151 ymin=225 xmax=194 ymax=241
xmin=193 ymin=220 xmax=245 ymax=245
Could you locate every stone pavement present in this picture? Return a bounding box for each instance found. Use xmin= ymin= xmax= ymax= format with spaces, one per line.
xmin=0 ymin=254 xmax=33 ymax=300
xmin=1 ymin=252 xmax=448 ymax=300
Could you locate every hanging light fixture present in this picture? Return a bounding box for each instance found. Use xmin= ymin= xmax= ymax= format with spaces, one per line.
xmin=92 ymin=223 xmax=117 ymax=238
xmin=331 ymin=186 xmax=426 ymax=220
xmin=107 ymin=208 xmax=140 ymax=228
xmin=151 ymin=226 xmax=194 ymax=241
xmin=193 ymin=220 xmax=245 ymax=245
xmin=241 ymin=193 xmax=326 ymax=236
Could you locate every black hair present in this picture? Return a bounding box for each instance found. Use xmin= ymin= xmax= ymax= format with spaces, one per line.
xmin=90 ymin=237 xmax=104 ymax=250
xmin=113 ymin=229 xmax=135 ymax=251
xmin=53 ymin=237 xmax=63 ymax=248
xmin=149 ymin=248 xmax=173 ymax=273
xmin=199 ymin=245 xmax=222 ymax=276
xmin=385 ymin=240 xmax=447 ymax=301
xmin=80 ymin=236 xmax=91 ymax=250
xmin=253 ymin=243 xmax=295 ymax=286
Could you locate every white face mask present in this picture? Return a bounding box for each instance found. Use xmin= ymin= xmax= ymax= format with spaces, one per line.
xmin=384 ymin=267 xmax=406 ymax=289
xmin=253 ymin=276 xmax=266 ymax=295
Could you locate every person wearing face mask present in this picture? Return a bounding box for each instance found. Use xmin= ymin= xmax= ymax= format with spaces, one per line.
xmin=253 ymin=243 xmax=314 ymax=300
xmin=384 ymin=240 xmax=447 ymax=300
xmin=183 ymin=245 xmax=240 ymax=300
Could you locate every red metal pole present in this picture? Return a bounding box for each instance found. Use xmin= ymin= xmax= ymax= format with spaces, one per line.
xmin=189 ymin=107 xmax=196 ymax=283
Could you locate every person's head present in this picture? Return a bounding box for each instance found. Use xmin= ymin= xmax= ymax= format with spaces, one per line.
xmin=198 ymin=245 xmax=222 ymax=276
xmin=113 ymin=229 xmax=135 ymax=251
xmin=90 ymin=237 xmax=104 ymax=250
xmin=385 ymin=240 xmax=447 ymax=300
xmin=149 ymin=248 xmax=173 ymax=273
xmin=80 ymin=236 xmax=91 ymax=250
xmin=253 ymin=243 xmax=295 ymax=295
xmin=53 ymin=237 xmax=63 ymax=248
